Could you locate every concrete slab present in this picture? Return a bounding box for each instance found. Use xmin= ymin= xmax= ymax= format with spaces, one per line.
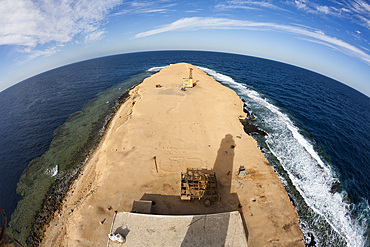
xmin=107 ymin=211 xmax=248 ymax=247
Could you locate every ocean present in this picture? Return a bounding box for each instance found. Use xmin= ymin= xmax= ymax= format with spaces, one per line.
xmin=0 ymin=51 xmax=369 ymax=246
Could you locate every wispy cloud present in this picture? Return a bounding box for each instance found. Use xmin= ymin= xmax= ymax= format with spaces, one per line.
xmin=185 ymin=9 xmax=203 ymax=13
xmin=343 ymin=0 xmax=370 ymax=29
xmin=216 ymin=4 xmax=258 ymax=11
xmin=347 ymin=0 xmax=370 ymax=14
xmin=135 ymin=17 xmax=370 ymax=65
xmin=112 ymin=1 xmax=176 ymax=16
xmin=294 ymin=0 xmax=308 ymax=11
xmin=84 ymin=30 xmax=107 ymax=43
xmin=291 ymin=0 xmax=342 ymax=16
xmin=0 ymin=0 xmax=122 ymax=59
xmin=290 ymin=0 xmax=370 ymax=30
xmin=13 ymin=45 xmax=60 ymax=67
xmin=25 ymin=47 xmax=59 ymax=60
xmin=357 ymin=15 xmax=370 ymax=29
xmin=216 ymin=0 xmax=288 ymax=12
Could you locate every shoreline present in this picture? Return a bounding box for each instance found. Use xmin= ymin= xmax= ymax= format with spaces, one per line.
xmin=39 ymin=84 xmax=145 ymax=246
xmin=7 ymin=76 xmax=148 ymax=245
xmin=41 ymin=63 xmax=304 ymax=246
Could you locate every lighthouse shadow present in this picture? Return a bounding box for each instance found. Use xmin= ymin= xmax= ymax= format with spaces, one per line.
xmin=138 ymin=134 xmax=248 ymax=244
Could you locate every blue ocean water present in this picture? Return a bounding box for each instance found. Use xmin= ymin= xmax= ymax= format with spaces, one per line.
xmin=0 ymin=51 xmax=369 ymax=246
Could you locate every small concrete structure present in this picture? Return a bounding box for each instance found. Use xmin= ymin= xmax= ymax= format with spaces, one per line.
xmin=107 ymin=211 xmax=248 ymax=247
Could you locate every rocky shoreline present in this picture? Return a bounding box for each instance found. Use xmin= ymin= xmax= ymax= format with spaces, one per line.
xmin=8 ymin=80 xmax=143 ymax=246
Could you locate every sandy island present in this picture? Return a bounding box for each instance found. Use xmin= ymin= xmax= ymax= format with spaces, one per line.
xmin=41 ymin=63 xmax=304 ymax=247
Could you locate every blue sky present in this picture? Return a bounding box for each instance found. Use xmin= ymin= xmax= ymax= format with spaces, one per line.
xmin=1 ymin=0 xmax=370 ymax=97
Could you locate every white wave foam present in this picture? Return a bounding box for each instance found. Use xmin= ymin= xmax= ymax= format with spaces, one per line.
xmin=148 ymin=66 xmax=166 ymax=72
xmin=45 ymin=165 xmax=58 ymax=177
xmin=200 ymin=66 xmax=367 ymax=247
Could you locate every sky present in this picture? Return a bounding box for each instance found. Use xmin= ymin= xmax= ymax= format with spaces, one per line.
xmin=0 ymin=0 xmax=370 ymax=97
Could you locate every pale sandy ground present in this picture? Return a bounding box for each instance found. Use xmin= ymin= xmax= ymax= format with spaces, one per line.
xmin=41 ymin=63 xmax=304 ymax=247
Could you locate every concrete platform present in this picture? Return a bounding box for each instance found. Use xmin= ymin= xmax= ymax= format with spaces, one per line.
xmin=107 ymin=211 xmax=248 ymax=247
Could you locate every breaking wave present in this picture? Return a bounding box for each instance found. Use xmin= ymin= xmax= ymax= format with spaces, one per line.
xmin=199 ymin=66 xmax=367 ymax=247
xmin=148 ymin=66 xmax=167 ymax=72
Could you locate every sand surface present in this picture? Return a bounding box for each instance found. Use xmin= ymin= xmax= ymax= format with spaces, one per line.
xmin=41 ymin=63 xmax=304 ymax=247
